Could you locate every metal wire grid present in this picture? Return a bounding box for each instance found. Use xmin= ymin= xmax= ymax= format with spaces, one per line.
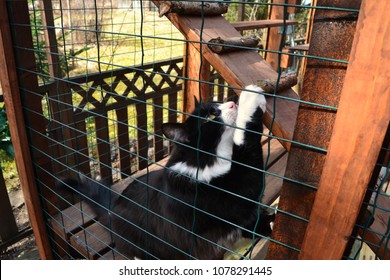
xmin=5 ymin=0 xmax=388 ymax=259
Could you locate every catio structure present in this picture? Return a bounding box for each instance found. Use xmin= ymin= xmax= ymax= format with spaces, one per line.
xmin=0 ymin=0 xmax=388 ymax=260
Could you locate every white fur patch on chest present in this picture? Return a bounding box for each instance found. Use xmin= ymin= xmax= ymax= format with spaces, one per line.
xmin=170 ymin=128 xmax=234 ymax=183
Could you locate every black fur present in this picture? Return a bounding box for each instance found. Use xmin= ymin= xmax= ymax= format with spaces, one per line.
xmin=60 ymin=89 xmax=273 ymax=259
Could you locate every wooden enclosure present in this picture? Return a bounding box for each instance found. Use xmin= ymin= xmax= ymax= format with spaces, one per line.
xmin=0 ymin=0 xmax=389 ymax=260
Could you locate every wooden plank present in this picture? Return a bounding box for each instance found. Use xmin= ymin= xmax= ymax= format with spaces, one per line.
xmin=95 ymin=114 xmax=112 ymax=184
xmin=0 ymin=168 xmax=19 ymax=241
xmin=263 ymin=153 xmax=288 ymax=206
xmin=265 ymin=0 xmax=288 ymax=70
xmin=70 ymin=222 xmax=113 ymax=259
xmin=232 ymin=19 xmax=298 ymax=31
xmin=40 ymin=0 xmax=77 ymax=176
xmin=50 ymin=202 xmax=98 ymax=239
xmin=73 ymin=116 xmax=91 ymax=176
xmin=266 ymin=0 xmax=361 ymax=260
xmin=0 ymin=0 xmax=53 ymax=259
xmin=299 ymin=0 xmax=390 ymax=259
xmin=116 ymin=108 xmax=132 ymax=177
xmin=153 ymin=94 xmax=165 ymax=162
xmin=182 ymin=42 xmax=211 ymax=118
xmin=135 ymin=96 xmax=149 ymax=171
xmin=152 ymin=1 xmax=299 ymax=151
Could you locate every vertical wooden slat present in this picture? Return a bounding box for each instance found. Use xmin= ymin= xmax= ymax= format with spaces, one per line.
xmin=73 ymin=115 xmax=91 ymax=176
xmin=40 ymin=0 xmax=76 ymax=176
xmin=168 ymin=91 xmax=178 ymax=124
xmin=95 ymin=113 xmax=112 ymax=184
xmin=182 ymin=42 xmax=210 ymax=118
xmin=135 ymin=94 xmax=149 ymax=171
xmin=153 ymin=95 xmax=164 ymax=162
xmin=265 ymin=0 xmax=292 ymax=70
xmin=116 ymin=107 xmax=131 ymax=177
xmin=266 ymin=0 xmax=361 ymax=259
xmin=299 ymin=0 xmax=390 ymax=259
xmin=217 ymin=77 xmax=225 ymax=102
xmin=0 ymin=0 xmax=52 ymax=259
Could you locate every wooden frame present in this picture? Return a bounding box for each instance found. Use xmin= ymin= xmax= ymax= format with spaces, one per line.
xmin=0 ymin=0 xmax=388 ymax=260
xmin=0 ymin=0 xmax=52 ymax=259
xmin=299 ymin=0 xmax=390 ymax=259
xmin=266 ymin=0 xmax=361 ymax=259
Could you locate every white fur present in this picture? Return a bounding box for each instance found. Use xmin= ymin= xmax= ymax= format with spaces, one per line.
xmin=233 ymin=85 xmax=266 ymax=146
xmin=170 ymin=127 xmax=234 ymax=183
xmin=218 ymin=101 xmax=237 ymax=126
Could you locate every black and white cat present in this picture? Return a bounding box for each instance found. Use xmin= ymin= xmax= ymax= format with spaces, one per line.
xmin=61 ymin=84 xmax=273 ymax=259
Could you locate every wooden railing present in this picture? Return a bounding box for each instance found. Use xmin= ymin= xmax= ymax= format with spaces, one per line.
xmin=38 ymin=58 xmax=185 ymax=185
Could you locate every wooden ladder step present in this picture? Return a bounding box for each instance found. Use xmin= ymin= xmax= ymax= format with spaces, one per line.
xmin=232 ymin=19 xmax=298 ymax=31
xmin=50 ymin=201 xmax=98 ymax=239
xmin=151 ymin=0 xmax=299 ymax=151
xmin=70 ymin=222 xmax=113 ymax=259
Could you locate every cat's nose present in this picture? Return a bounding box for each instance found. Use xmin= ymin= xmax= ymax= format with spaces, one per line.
xmin=227 ymin=101 xmax=236 ymax=109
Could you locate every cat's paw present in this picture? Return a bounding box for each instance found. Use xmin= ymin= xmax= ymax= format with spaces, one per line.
xmin=238 ymin=85 xmax=266 ymax=113
xmin=234 ymin=85 xmax=266 ymax=146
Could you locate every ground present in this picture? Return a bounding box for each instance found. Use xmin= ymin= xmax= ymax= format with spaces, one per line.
xmin=0 ymin=188 xmax=39 ymax=260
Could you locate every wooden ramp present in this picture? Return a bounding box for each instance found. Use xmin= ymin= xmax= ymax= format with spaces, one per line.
xmin=151 ymin=1 xmax=299 ymax=151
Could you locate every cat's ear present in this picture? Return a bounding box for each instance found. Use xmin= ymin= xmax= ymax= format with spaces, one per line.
xmin=161 ymin=123 xmax=190 ymax=143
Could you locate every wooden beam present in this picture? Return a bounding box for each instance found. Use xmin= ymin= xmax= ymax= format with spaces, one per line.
xmin=265 ymin=0 xmax=288 ymax=71
xmin=232 ymin=19 xmax=298 ymax=31
xmin=266 ymin=0 xmax=361 ymax=259
xmin=299 ymin=0 xmax=390 ymax=259
xmin=182 ymin=42 xmax=211 ymax=117
xmin=152 ymin=1 xmax=299 ymax=150
xmin=0 ymin=0 xmax=52 ymax=259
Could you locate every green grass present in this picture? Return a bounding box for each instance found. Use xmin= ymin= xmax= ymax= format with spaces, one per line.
xmin=62 ymin=10 xmax=184 ymax=77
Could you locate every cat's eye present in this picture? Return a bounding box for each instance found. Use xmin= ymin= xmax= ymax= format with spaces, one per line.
xmin=207 ymin=114 xmax=217 ymax=121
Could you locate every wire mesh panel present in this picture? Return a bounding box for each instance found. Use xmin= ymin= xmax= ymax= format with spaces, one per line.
xmin=3 ymin=0 xmax=389 ymax=260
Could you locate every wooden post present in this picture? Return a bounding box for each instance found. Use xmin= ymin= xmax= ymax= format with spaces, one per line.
xmin=39 ymin=0 xmax=82 ymax=177
xmin=299 ymin=0 xmax=390 ymax=259
xmin=266 ymin=0 xmax=361 ymax=259
xmin=237 ymin=1 xmax=246 ymax=22
xmin=265 ymin=0 xmax=299 ymax=71
xmin=182 ymin=42 xmax=210 ymax=118
xmin=0 ymin=0 xmax=53 ymax=259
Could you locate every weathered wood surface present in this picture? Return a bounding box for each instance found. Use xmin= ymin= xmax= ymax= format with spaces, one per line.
xmin=257 ymin=73 xmax=297 ymax=94
xmin=232 ymin=19 xmax=297 ymax=31
xmin=159 ymin=1 xmax=228 ymax=17
xmin=152 ymin=1 xmax=300 ymax=151
xmin=299 ymin=0 xmax=390 ymax=259
xmin=0 ymin=0 xmax=53 ymax=259
xmin=208 ymin=35 xmax=259 ymax=54
xmin=182 ymin=42 xmax=211 ymax=119
xmin=265 ymin=0 xmax=300 ymax=71
xmin=266 ymin=0 xmax=362 ymax=259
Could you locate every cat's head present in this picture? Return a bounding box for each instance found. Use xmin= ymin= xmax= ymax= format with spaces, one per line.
xmin=161 ymin=99 xmax=237 ymax=148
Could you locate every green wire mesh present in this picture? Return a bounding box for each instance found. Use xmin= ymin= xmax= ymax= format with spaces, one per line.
xmin=3 ymin=0 xmax=388 ymax=260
